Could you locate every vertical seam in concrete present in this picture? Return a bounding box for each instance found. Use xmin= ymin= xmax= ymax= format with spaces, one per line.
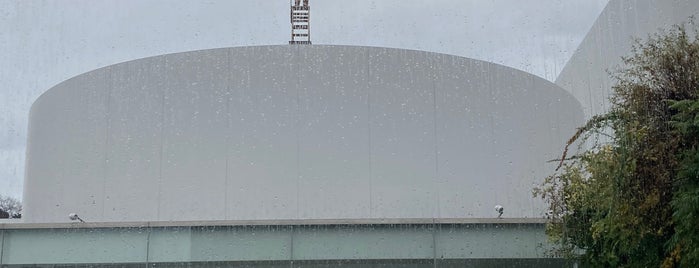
xmin=432 ymin=219 xmax=438 ymax=268
xmin=0 ymin=229 xmax=5 ymax=265
xmin=295 ymin=46 xmax=301 ymax=219
xmin=145 ymin=227 xmax=151 ymax=265
xmin=367 ymin=49 xmax=373 ymax=218
xmin=432 ymin=56 xmax=441 ymax=219
xmin=289 ymin=225 xmax=294 ymax=267
xmin=157 ymin=58 xmax=167 ymax=221
xmin=224 ymin=48 xmax=231 ymax=219
xmin=187 ymin=226 xmax=193 ymax=264
xmin=102 ymin=69 xmax=113 ymax=220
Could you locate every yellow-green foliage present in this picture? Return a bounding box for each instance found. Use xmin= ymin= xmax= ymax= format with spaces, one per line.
xmin=534 ymin=23 xmax=699 ymax=267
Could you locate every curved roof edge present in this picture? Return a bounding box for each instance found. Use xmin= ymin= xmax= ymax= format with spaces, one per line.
xmin=32 ymin=45 xmax=583 ymax=113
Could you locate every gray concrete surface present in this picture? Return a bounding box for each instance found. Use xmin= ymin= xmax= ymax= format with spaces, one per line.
xmin=556 ymin=0 xmax=699 ymax=118
xmin=24 ymin=45 xmax=583 ymax=223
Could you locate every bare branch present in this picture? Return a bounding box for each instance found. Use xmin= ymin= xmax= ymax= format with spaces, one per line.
xmin=556 ymin=114 xmax=615 ymax=171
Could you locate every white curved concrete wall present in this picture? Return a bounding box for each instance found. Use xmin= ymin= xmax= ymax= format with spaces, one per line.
xmin=556 ymin=0 xmax=699 ymax=118
xmin=24 ymin=45 xmax=583 ymax=223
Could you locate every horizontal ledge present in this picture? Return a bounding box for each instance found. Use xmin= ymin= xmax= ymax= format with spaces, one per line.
xmin=0 ymin=217 xmax=546 ymax=229
xmin=0 ymin=259 xmax=569 ymax=266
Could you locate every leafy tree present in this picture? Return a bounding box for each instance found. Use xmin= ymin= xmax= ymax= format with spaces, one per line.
xmin=534 ymin=23 xmax=699 ymax=267
xmin=0 ymin=195 xmax=22 ymax=219
xmin=666 ymin=98 xmax=699 ymax=267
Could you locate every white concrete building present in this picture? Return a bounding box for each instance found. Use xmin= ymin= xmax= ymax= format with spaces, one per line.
xmin=23 ymin=45 xmax=582 ymax=223
xmin=557 ymin=0 xmax=699 ymax=118
xmin=6 ymin=1 xmax=698 ymax=266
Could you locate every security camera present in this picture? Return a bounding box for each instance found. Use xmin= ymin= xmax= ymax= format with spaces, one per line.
xmin=69 ymin=213 xmax=85 ymax=222
xmin=494 ymin=205 xmax=504 ymax=218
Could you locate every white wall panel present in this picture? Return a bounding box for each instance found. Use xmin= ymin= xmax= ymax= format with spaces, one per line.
xmin=556 ymin=0 xmax=699 ymax=118
xmin=24 ymin=45 xmax=583 ymax=222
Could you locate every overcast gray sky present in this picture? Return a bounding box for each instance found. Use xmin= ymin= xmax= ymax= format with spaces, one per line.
xmin=0 ymin=0 xmax=608 ymax=199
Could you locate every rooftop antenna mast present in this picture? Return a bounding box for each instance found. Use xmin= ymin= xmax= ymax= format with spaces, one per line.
xmin=290 ymin=0 xmax=311 ymax=44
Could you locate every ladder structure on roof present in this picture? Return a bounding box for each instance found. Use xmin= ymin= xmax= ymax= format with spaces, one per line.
xmin=289 ymin=0 xmax=311 ymax=44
